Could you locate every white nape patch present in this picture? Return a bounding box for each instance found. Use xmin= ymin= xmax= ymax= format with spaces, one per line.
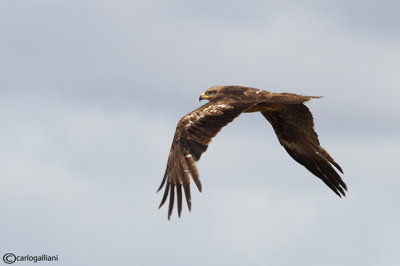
xmin=256 ymin=90 xmax=262 ymax=95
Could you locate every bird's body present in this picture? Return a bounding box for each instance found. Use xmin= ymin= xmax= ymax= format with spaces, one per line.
xmin=158 ymin=86 xmax=346 ymax=219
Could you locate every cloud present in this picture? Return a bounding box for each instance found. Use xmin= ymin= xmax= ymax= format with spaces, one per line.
xmin=1 ymin=1 xmax=399 ymax=265
xmin=209 ymin=186 xmax=317 ymax=253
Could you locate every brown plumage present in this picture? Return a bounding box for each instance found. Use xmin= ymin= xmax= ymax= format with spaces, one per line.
xmin=158 ymin=86 xmax=346 ymax=219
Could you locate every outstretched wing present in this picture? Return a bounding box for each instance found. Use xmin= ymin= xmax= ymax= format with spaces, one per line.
xmin=261 ymin=103 xmax=347 ymax=196
xmin=158 ymin=100 xmax=255 ymax=219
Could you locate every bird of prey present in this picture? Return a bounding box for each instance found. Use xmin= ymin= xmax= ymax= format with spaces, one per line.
xmin=158 ymin=85 xmax=346 ymax=219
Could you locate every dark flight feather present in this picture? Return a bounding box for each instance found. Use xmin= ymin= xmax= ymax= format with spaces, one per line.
xmin=261 ymin=104 xmax=346 ymax=197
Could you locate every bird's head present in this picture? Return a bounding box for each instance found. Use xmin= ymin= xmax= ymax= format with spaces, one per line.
xmin=199 ymin=85 xmax=247 ymax=102
xmin=199 ymin=86 xmax=224 ymax=102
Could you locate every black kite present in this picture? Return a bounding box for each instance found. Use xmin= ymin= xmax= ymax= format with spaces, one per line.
xmin=158 ymin=86 xmax=346 ymax=219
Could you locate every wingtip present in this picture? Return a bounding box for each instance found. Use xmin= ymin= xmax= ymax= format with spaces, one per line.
xmin=157 ymin=172 xmax=168 ymax=192
xmin=158 ymin=199 xmax=167 ymax=209
xmin=335 ymin=186 xmax=347 ymax=198
xmin=333 ymin=162 xmax=344 ymax=174
xmin=177 ymin=204 xmax=182 ymax=218
xmin=333 ymin=189 xmax=342 ymax=198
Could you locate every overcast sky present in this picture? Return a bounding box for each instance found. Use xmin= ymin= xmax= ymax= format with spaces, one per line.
xmin=1 ymin=1 xmax=399 ymax=265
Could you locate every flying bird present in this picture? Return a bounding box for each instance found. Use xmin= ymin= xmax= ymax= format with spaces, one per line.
xmin=158 ymin=85 xmax=346 ymax=219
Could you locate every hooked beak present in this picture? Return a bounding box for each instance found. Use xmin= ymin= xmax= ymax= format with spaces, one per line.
xmin=199 ymin=93 xmax=209 ymax=102
xmin=199 ymin=93 xmax=205 ymax=102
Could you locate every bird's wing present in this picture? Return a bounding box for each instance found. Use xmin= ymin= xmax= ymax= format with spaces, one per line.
xmin=261 ymin=103 xmax=347 ymax=196
xmin=158 ymin=100 xmax=255 ymax=219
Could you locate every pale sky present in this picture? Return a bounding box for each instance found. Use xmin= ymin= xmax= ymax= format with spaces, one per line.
xmin=1 ymin=1 xmax=399 ymax=265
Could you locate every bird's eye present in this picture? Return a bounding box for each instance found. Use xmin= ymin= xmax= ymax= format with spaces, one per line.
xmin=205 ymin=90 xmax=216 ymax=95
